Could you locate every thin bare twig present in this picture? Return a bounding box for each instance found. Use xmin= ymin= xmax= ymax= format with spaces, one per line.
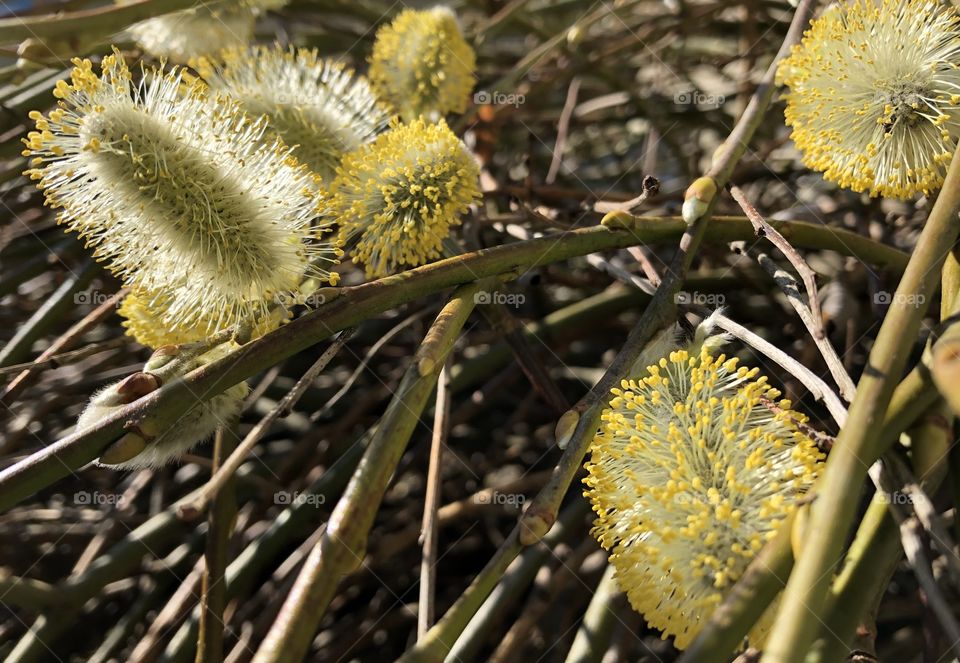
xmin=418 ymin=359 xmax=452 ymax=639
xmin=180 ymin=328 xmax=357 ymax=519
xmin=729 ymin=185 xmax=825 ymax=336
xmin=729 ymin=185 xmax=856 ymax=402
xmin=546 ymin=77 xmax=580 ymax=185
xmin=594 ymin=175 xmax=661 ymax=214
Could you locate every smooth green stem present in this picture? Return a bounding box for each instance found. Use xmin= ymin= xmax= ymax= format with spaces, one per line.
xmin=0 ymin=219 xmax=906 ymax=512
xmin=0 ymin=0 xmax=214 ymax=44
xmin=762 ymin=141 xmax=960 ymax=662
xmin=0 ymin=261 xmax=97 ymax=368
xmin=564 ymin=564 xmax=622 ymax=663
xmin=251 ymin=282 xmax=483 ymax=663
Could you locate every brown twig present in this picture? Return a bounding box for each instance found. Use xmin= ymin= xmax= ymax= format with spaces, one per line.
xmin=180 ymin=328 xmax=357 ymax=519
xmin=546 ymin=76 xmax=581 ymax=185
xmin=418 ymin=359 xmax=452 ymax=639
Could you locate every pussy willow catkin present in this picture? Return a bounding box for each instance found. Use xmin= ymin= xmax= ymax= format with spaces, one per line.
xmin=778 ymin=0 xmax=960 ymax=199
xmin=78 ymin=343 xmax=249 ymax=469
xmin=24 ymin=51 xmax=341 ymax=336
xmin=118 ymin=290 xmax=289 ymax=349
xmin=583 ymin=348 xmax=823 ymax=649
xmin=330 ymin=118 xmax=480 ymax=277
xmin=369 ymin=6 xmax=477 ymax=121
xmin=196 ymin=44 xmax=388 ymax=181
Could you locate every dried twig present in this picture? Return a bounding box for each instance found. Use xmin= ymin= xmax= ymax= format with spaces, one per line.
xmin=418 ymin=359 xmax=452 ymax=639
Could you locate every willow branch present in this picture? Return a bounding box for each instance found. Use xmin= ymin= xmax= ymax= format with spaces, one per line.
xmin=251 ymin=282 xmax=483 ymax=663
xmin=762 ymin=140 xmax=960 ymax=663
xmin=0 ymin=218 xmax=905 ymax=511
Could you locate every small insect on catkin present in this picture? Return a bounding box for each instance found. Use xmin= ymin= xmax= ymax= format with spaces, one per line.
xmin=777 ymin=0 xmax=960 ymax=199
xmin=369 ymin=6 xmax=477 ymax=121
xmin=196 ymin=45 xmax=389 ymax=181
xmin=78 ymin=343 xmax=249 ymax=469
xmin=24 ymin=50 xmax=341 ymax=337
xmin=583 ymin=347 xmax=823 ymax=649
xmin=120 ymin=0 xmax=289 ymax=63
xmin=331 ymin=118 xmax=481 ymax=278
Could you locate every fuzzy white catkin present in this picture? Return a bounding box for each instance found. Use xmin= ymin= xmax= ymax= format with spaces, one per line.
xmin=24 ymin=51 xmax=340 ymax=337
xmin=197 ymin=45 xmax=388 ymax=181
xmin=77 ymin=344 xmax=249 ymax=469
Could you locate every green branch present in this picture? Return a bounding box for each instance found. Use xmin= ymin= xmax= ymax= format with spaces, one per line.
xmin=0 ymin=218 xmax=907 ymax=512
xmin=250 ymin=282 xmax=483 ymax=663
xmin=761 ymin=142 xmax=960 ymax=662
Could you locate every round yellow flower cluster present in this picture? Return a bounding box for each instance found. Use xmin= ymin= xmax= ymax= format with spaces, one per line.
xmin=369 ymin=7 xmax=477 ymax=121
xmin=778 ymin=0 xmax=960 ymax=199
xmin=584 ymin=348 xmax=824 ymax=649
xmin=331 ymin=118 xmax=481 ymax=277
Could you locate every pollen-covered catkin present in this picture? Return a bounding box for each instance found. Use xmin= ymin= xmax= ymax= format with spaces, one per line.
xmin=778 ymin=0 xmax=960 ymax=199
xmin=331 ymin=118 xmax=480 ymax=277
xmin=196 ymin=44 xmax=388 ymax=181
xmin=583 ymin=348 xmax=823 ymax=649
xmin=369 ymin=7 xmax=476 ymax=121
xmin=23 ymin=50 xmax=341 ymax=336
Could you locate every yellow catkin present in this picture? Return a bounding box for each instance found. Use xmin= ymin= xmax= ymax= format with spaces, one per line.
xmin=369 ymin=7 xmax=476 ymax=120
xmin=778 ymin=0 xmax=960 ymax=199
xmin=583 ymin=348 xmax=824 ymax=649
xmin=118 ymin=291 xmax=288 ymax=349
xmin=331 ymin=118 xmax=480 ymax=277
